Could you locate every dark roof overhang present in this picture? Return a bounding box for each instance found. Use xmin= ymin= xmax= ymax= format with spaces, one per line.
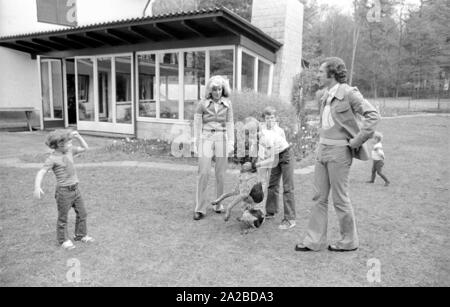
xmin=0 ymin=7 xmax=282 ymax=57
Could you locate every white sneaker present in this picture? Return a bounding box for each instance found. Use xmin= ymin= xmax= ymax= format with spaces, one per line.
xmin=279 ymin=220 xmax=296 ymax=230
xmin=75 ymin=235 xmax=95 ymax=243
xmin=213 ymin=204 xmax=224 ymax=213
xmin=61 ymin=240 xmax=75 ymax=250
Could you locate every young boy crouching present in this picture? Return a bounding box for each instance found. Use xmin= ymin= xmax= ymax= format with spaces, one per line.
xmin=34 ymin=130 xmax=94 ymax=250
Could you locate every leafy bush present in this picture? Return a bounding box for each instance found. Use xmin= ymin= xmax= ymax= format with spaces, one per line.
xmin=105 ymin=138 xmax=171 ymax=156
xmin=290 ymin=120 xmax=320 ymax=161
xmin=230 ymin=90 xmax=298 ymax=136
xmin=230 ymin=90 xmax=319 ymax=161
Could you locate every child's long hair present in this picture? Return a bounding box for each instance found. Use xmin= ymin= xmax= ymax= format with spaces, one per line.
xmin=45 ymin=129 xmax=73 ymax=149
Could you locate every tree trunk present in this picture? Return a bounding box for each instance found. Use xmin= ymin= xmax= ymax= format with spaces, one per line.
xmin=372 ymin=77 xmax=378 ymax=99
xmin=349 ymin=1 xmax=360 ymax=86
xmin=395 ymin=2 xmax=405 ymax=99
xmin=349 ymin=27 xmax=359 ymax=86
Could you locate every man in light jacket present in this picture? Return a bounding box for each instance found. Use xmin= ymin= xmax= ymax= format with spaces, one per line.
xmin=296 ymin=57 xmax=380 ymax=252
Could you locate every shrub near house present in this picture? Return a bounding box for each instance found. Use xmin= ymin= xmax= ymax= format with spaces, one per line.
xmin=103 ymin=91 xmax=319 ymax=162
xmin=231 ymin=90 xmax=319 ymax=161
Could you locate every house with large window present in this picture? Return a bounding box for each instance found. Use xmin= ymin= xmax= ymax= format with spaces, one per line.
xmin=0 ymin=0 xmax=303 ymax=140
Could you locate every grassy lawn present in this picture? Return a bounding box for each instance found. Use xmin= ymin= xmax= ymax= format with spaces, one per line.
xmin=16 ymin=137 xmax=317 ymax=170
xmin=0 ymin=116 xmax=449 ymax=286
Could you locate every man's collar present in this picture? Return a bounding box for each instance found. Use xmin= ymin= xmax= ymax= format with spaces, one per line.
xmin=328 ymin=83 xmax=340 ymax=97
xmin=334 ymin=83 xmax=347 ymax=100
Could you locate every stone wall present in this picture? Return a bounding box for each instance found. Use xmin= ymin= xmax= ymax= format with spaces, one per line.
xmin=251 ymin=0 xmax=304 ymax=103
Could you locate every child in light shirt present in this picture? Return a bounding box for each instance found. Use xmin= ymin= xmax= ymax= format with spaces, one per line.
xmin=34 ymin=130 xmax=95 ymax=250
xmin=367 ymin=131 xmax=390 ymax=186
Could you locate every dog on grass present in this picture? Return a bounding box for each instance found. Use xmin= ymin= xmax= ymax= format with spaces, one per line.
xmin=211 ymin=162 xmax=265 ymax=234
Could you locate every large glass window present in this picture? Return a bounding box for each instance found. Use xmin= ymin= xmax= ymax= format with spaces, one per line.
xmin=51 ymin=61 xmax=63 ymax=119
xmin=40 ymin=61 xmax=63 ymax=120
xmin=210 ymin=49 xmax=234 ymax=89
xmin=136 ymin=48 xmax=240 ymax=121
xmin=159 ymin=53 xmax=179 ymax=119
xmin=77 ymin=58 xmax=95 ymax=121
xmin=258 ymin=60 xmax=271 ymax=94
xmin=115 ymin=56 xmax=132 ymax=124
xmin=138 ymin=54 xmax=157 ymax=118
xmin=40 ymin=62 xmax=51 ymax=118
xmin=97 ymin=57 xmax=113 ymax=122
xmin=184 ymin=51 xmax=205 ymax=120
xmin=241 ymin=52 xmax=255 ymax=91
xmin=65 ymin=59 xmax=77 ymax=125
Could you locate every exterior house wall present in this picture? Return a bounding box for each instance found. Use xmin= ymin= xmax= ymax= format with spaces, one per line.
xmin=0 ymin=0 xmax=149 ymax=37
xmin=0 ymin=0 xmax=149 ymax=128
xmin=251 ymin=0 xmax=304 ymax=103
xmin=0 ymin=48 xmax=40 ymax=109
xmin=0 ymin=47 xmax=41 ymax=127
xmin=0 ymin=1 xmax=302 ymax=138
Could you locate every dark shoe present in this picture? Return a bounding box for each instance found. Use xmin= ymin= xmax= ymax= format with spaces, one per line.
xmin=295 ymin=244 xmax=313 ymax=252
xmin=384 ymin=182 xmax=390 ymax=187
xmin=265 ymin=213 xmax=275 ymax=219
xmin=366 ymin=181 xmax=374 ymax=184
xmin=328 ymin=245 xmax=358 ymax=252
xmin=193 ymin=212 xmax=204 ymax=220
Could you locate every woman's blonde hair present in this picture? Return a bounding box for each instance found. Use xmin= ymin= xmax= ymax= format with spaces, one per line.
xmin=205 ymin=75 xmax=231 ymax=100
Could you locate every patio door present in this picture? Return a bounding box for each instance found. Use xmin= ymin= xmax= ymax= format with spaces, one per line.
xmin=75 ymin=54 xmax=134 ymax=134
xmin=40 ymin=59 xmax=65 ymax=129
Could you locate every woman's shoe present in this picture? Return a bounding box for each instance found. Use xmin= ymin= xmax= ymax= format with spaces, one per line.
xmin=193 ymin=212 xmax=204 ymax=220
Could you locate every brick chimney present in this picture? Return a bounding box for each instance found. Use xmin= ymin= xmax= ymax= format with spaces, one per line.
xmin=251 ymin=0 xmax=304 ymax=102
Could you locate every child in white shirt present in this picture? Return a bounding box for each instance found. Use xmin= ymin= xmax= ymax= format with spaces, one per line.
xmin=367 ymin=131 xmax=390 ymax=186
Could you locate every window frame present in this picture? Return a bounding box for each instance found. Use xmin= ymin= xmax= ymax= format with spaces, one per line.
xmin=237 ymin=46 xmax=274 ymax=95
xmin=135 ymin=45 xmax=235 ymax=123
xmin=40 ymin=59 xmax=64 ymax=121
xmin=74 ymin=52 xmax=134 ymax=129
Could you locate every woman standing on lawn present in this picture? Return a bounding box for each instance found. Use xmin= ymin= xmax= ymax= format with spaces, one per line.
xmin=192 ymin=75 xmax=235 ymax=220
